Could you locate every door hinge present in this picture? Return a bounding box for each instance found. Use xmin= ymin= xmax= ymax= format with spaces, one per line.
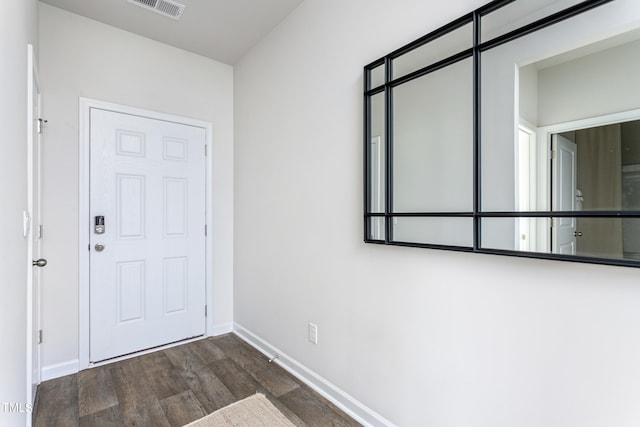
xmin=551 ymin=150 xmax=557 ymax=159
xmin=38 ymin=224 xmax=43 ymax=239
xmin=205 ymin=305 xmax=207 ymax=317
xmin=37 ymin=118 xmax=47 ymax=134
xmin=205 ymin=145 xmax=207 ymax=156
xmin=205 ymin=224 xmax=207 ymax=236
xmin=38 ymin=330 xmax=43 ymax=344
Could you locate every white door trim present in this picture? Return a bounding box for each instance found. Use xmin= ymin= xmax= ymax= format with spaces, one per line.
xmin=538 ymin=107 xmax=640 ymax=139
xmin=78 ymin=98 xmax=214 ymax=369
xmin=26 ymin=43 xmax=41 ymax=420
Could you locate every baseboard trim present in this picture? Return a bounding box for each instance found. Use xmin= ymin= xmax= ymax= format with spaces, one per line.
xmin=43 ymin=323 xmax=231 ymax=381
xmin=41 ymin=359 xmax=79 ymax=381
xmin=233 ymin=323 xmax=395 ymax=427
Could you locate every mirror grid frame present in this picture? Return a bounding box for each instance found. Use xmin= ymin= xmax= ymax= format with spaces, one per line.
xmin=362 ymin=0 xmax=640 ymax=267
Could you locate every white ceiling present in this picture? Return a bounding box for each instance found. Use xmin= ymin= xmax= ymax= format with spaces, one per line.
xmin=39 ymin=0 xmax=304 ymax=64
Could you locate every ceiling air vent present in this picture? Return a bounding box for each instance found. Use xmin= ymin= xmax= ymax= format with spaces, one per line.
xmin=127 ymin=0 xmax=186 ymax=20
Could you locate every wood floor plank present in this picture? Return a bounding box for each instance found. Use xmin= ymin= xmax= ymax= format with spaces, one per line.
xmin=159 ymin=390 xmax=207 ymax=427
xmin=137 ymin=348 xmax=174 ymax=374
xmin=207 ymin=357 xmax=265 ymax=400
xmin=118 ymin=398 xmax=171 ymax=427
xmin=33 ymin=373 xmax=79 ymax=427
xmin=209 ymin=334 xmax=251 ymax=362
xmin=79 ymin=405 xmax=123 ymax=427
xmin=253 ymin=359 xmax=302 ymax=397
xmin=138 ymin=350 xmax=190 ymax=400
xmin=191 ymin=337 xmax=227 ymax=363
xmin=164 ymin=343 xmax=208 ymax=372
xmin=178 ymin=366 xmax=236 ymax=413
xmin=109 ymin=358 xmax=152 ymax=398
xmin=279 ymin=386 xmax=362 ymax=427
xmin=145 ymin=367 xmax=190 ymax=401
xmin=263 ymin=392 xmax=310 ymax=427
xmin=78 ymin=366 xmax=119 ymax=417
xmin=110 ymin=359 xmax=171 ymax=427
xmin=212 ymin=334 xmax=300 ymax=397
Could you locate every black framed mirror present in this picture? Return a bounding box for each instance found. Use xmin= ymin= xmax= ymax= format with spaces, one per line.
xmin=364 ymin=0 xmax=640 ymax=267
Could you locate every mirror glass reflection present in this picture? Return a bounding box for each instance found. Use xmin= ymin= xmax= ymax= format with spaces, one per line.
xmin=392 ymin=22 xmax=472 ymax=79
xmin=369 ymin=92 xmax=386 ymax=215
xmin=510 ymin=28 xmax=640 ymax=259
xmin=516 ymin=28 xmax=640 ymax=211
xmin=393 ymin=57 xmax=473 ymax=213
xmin=552 ymin=122 xmax=640 ymax=213
xmin=480 ymin=0 xmax=640 ymax=261
xmin=393 ymin=217 xmax=473 ymax=247
xmin=368 ymin=217 xmax=385 ymax=241
xmin=480 ymin=0 xmax=584 ymax=42
xmin=482 ymin=217 xmax=640 ymax=260
xmin=365 ymin=0 xmax=640 ymax=265
xmin=369 ymin=64 xmax=385 ymax=89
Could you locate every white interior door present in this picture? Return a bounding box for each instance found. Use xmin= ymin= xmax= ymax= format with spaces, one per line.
xmin=552 ymin=134 xmax=577 ymax=255
xmin=26 ymin=44 xmax=43 ymax=407
xmin=89 ymin=108 xmax=206 ymax=362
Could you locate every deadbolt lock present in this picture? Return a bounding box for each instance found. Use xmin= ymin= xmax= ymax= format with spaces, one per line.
xmin=95 ymin=216 xmax=105 ymax=234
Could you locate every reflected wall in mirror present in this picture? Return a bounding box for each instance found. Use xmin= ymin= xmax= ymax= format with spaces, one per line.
xmin=392 ymin=21 xmax=472 ymax=79
xmin=481 ymin=0 xmax=586 ymax=42
xmin=393 ymin=217 xmax=473 ymax=247
xmin=366 ymin=84 xmax=385 ymax=241
xmin=393 ymin=57 xmax=473 ymax=213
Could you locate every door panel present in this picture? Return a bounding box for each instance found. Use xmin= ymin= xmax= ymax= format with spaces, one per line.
xmin=117 ymin=260 xmax=145 ymax=322
xmin=27 ymin=44 xmax=43 ymax=405
xmin=164 ymin=178 xmax=187 ymax=236
xmin=90 ymin=108 xmax=206 ymax=362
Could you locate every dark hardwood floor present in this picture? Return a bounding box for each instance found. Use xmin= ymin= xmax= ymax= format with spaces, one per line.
xmin=33 ymin=333 xmax=362 ymax=427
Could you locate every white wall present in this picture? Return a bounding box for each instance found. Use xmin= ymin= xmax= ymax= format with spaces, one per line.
xmin=38 ymin=3 xmax=234 ymax=372
xmin=538 ymin=38 xmax=640 ymax=126
xmin=0 ymin=0 xmax=38 ymax=425
xmin=234 ymin=1 xmax=640 ymax=426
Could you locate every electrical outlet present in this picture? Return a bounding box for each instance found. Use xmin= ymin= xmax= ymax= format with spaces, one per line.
xmin=308 ymin=322 xmax=318 ymax=344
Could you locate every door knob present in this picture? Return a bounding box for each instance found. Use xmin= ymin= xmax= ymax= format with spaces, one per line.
xmin=32 ymin=258 xmax=47 ymax=267
xmin=95 ymin=243 xmax=105 ymax=252
xmin=574 ymin=231 xmax=583 ymax=237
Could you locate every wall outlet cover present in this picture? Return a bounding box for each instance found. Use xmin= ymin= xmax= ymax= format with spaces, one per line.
xmin=308 ymin=322 xmax=318 ymax=344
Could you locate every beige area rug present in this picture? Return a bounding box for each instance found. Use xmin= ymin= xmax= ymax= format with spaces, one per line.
xmin=184 ymin=393 xmax=296 ymax=427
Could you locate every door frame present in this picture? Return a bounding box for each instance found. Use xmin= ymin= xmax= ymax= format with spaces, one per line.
xmin=538 ymin=108 xmax=640 ymax=149
xmin=26 ymin=43 xmax=42 ymax=414
xmin=539 ymin=108 xmax=640 ymax=257
xmin=78 ymin=98 xmax=214 ymax=369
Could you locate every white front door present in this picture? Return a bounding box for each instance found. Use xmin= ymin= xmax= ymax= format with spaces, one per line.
xmin=89 ymin=108 xmax=206 ymax=362
xmin=552 ymin=134 xmax=577 ymax=255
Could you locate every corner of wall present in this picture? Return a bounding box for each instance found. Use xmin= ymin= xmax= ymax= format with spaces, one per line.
xmin=233 ymin=323 xmax=396 ymax=427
